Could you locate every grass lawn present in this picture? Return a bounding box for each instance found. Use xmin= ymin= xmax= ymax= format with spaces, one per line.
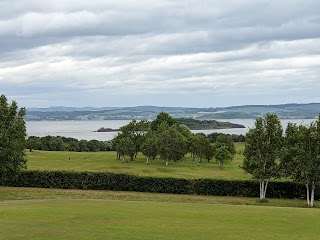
xmin=26 ymin=143 xmax=250 ymax=180
xmin=0 ymin=187 xmax=319 ymax=240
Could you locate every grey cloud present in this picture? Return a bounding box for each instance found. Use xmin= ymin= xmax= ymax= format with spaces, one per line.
xmin=1 ymin=0 xmax=320 ymax=107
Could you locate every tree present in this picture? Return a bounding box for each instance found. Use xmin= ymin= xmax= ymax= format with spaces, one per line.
xmin=157 ymin=124 xmax=187 ymax=166
xmin=116 ymin=137 xmax=135 ymax=163
xmin=141 ymin=135 xmax=158 ymax=164
xmin=204 ymin=144 xmax=216 ymax=163
xmin=242 ymin=113 xmax=283 ymax=200
xmin=190 ymin=134 xmax=212 ymax=164
xmin=281 ymin=119 xmax=320 ymax=207
xmin=26 ymin=136 xmax=42 ymax=152
xmin=215 ymin=146 xmax=232 ymax=168
xmin=79 ymin=140 xmax=88 ymax=152
xmin=0 ymin=95 xmax=27 ymax=180
xmin=216 ymin=135 xmax=236 ymax=156
xmin=150 ymin=112 xmax=177 ymax=132
xmin=87 ymin=140 xmax=101 ymax=152
xmin=119 ymin=120 xmax=149 ymax=159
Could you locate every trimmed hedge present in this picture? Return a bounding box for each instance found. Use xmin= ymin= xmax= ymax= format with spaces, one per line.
xmin=1 ymin=170 xmax=318 ymax=199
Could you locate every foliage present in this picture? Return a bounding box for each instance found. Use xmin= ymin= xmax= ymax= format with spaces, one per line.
xmin=116 ymin=137 xmax=135 ymax=162
xmin=215 ymin=146 xmax=232 ymax=168
xmin=157 ymin=124 xmax=187 ymax=165
xmin=242 ymin=113 xmax=283 ymax=199
xmin=119 ymin=120 xmax=150 ymax=158
xmin=176 ymin=118 xmax=245 ymax=130
xmin=26 ymin=136 xmax=113 ymax=152
xmin=215 ymin=134 xmax=236 ymax=156
xmin=150 ymin=112 xmax=177 ymax=131
xmin=281 ymin=117 xmax=320 ymax=207
xmin=0 ymin=95 xmax=27 ymax=180
xmin=190 ymin=134 xmax=213 ymax=164
xmin=141 ymin=135 xmax=158 ymax=164
xmin=0 ymin=170 xmax=316 ymax=200
xmin=207 ymin=132 xmax=246 ymax=143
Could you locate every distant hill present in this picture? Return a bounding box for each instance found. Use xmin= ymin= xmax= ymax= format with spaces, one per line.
xmin=176 ymin=118 xmax=245 ymax=130
xmin=25 ymin=103 xmax=320 ymax=121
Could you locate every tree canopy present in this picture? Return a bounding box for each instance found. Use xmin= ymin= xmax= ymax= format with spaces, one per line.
xmin=0 ymin=95 xmax=27 ymax=180
xmin=242 ymin=113 xmax=283 ymax=200
xmin=281 ymin=117 xmax=320 ymax=207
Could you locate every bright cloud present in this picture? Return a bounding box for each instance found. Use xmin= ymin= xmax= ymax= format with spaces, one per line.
xmin=1 ymin=0 xmax=320 ymax=107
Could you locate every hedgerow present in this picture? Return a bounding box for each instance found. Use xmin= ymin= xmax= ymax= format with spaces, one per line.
xmin=1 ymin=170 xmax=317 ymax=199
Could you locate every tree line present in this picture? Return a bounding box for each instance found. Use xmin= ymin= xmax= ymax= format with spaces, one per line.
xmin=26 ymin=136 xmax=113 ymax=152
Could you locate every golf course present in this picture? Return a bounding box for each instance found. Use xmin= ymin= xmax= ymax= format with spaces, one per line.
xmin=0 ymin=142 xmax=319 ymax=240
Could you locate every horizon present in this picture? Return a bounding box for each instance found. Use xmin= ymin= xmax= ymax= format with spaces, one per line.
xmin=26 ymin=102 xmax=320 ymax=110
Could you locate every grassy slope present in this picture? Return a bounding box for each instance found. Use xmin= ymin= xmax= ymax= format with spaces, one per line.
xmin=0 ymin=187 xmax=319 ymax=240
xmin=26 ymin=143 xmax=248 ymax=180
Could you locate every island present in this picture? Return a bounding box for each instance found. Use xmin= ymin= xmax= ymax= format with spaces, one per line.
xmin=176 ymin=118 xmax=246 ymax=130
xmin=95 ymin=127 xmax=120 ymax=132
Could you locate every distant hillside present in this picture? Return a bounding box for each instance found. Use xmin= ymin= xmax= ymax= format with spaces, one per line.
xmin=176 ymin=118 xmax=245 ymax=130
xmin=25 ymin=103 xmax=320 ymax=121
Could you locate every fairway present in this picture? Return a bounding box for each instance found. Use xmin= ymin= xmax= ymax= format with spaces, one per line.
xmin=0 ymin=188 xmax=319 ymax=240
xmin=26 ymin=143 xmax=250 ymax=180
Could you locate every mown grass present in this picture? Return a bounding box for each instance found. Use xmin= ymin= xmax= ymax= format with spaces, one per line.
xmin=26 ymin=143 xmax=250 ymax=180
xmin=0 ymin=187 xmax=319 ymax=240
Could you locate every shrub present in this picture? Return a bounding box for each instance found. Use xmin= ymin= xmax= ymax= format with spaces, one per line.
xmin=1 ymin=170 xmax=317 ymax=199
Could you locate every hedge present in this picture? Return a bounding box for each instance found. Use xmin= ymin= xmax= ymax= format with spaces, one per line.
xmin=1 ymin=170 xmax=318 ymax=199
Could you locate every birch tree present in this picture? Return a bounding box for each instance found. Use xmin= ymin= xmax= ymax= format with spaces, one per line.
xmin=281 ymin=119 xmax=320 ymax=207
xmin=242 ymin=113 xmax=283 ymax=200
xmin=157 ymin=124 xmax=187 ymax=166
xmin=116 ymin=137 xmax=135 ymax=163
xmin=190 ymin=134 xmax=212 ymax=165
xmin=141 ymin=135 xmax=158 ymax=164
xmin=0 ymin=95 xmax=27 ymax=181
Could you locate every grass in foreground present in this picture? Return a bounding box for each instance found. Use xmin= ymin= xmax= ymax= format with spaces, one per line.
xmin=0 ymin=187 xmax=319 ymax=240
xmin=26 ymin=143 xmax=249 ymax=180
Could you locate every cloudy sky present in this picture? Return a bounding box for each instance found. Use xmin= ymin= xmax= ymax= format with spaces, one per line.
xmin=1 ymin=0 xmax=320 ymax=108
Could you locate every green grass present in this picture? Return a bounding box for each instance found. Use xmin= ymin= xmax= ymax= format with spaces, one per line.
xmin=26 ymin=143 xmax=250 ymax=180
xmin=0 ymin=187 xmax=319 ymax=240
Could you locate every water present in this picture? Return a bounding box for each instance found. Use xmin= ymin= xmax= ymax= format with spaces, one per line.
xmin=26 ymin=119 xmax=316 ymax=141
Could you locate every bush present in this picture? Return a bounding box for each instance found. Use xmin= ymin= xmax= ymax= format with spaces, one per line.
xmin=1 ymin=170 xmax=318 ymax=199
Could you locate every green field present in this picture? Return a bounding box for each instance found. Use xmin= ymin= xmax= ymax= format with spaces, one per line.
xmin=0 ymin=187 xmax=319 ymax=240
xmin=26 ymin=143 xmax=249 ymax=180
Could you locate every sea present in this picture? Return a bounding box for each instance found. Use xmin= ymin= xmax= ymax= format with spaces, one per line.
xmin=26 ymin=119 xmax=316 ymax=141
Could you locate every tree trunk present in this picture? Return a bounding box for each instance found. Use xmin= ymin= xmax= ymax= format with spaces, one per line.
xmin=306 ymin=182 xmax=316 ymax=208
xmin=165 ymin=159 xmax=169 ymax=166
xmin=122 ymin=156 xmax=125 ymax=163
xmin=146 ymin=157 xmax=149 ymax=164
xmin=305 ymin=183 xmax=310 ymax=207
xmin=259 ymin=180 xmax=268 ymax=200
xmin=311 ymin=182 xmax=315 ymax=208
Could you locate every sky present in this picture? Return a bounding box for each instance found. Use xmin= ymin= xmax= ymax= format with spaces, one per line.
xmin=1 ymin=0 xmax=320 ymax=108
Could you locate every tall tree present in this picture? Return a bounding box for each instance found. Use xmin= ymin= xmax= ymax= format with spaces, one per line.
xmin=116 ymin=137 xmax=135 ymax=163
xmin=141 ymin=135 xmax=158 ymax=164
xmin=0 ymin=95 xmax=27 ymax=180
xmin=157 ymin=124 xmax=187 ymax=166
xmin=119 ymin=120 xmax=149 ymax=159
xmin=242 ymin=113 xmax=283 ymax=200
xmin=190 ymin=134 xmax=212 ymax=165
xmin=281 ymin=119 xmax=320 ymax=207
